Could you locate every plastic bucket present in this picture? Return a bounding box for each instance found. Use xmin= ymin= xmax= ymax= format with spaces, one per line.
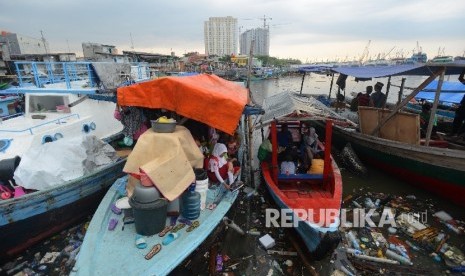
xmin=129 ymin=197 xmax=168 ymax=235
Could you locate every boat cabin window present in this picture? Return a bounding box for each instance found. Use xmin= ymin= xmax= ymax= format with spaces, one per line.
xmin=28 ymin=95 xmax=70 ymax=113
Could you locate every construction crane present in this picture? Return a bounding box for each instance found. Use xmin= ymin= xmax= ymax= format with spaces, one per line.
xmin=241 ymin=16 xmax=272 ymax=29
xmin=260 ymin=15 xmax=272 ymax=29
xmin=359 ymin=40 xmax=371 ymax=64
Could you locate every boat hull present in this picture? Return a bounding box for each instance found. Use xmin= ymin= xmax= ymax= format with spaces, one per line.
xmin=329 ymin=125 xmax=465 ymax=206
xmin=261 ymin=161 xmax=342 ymax=256
xmin=0 ymin=159 xmax=126 ymax=262
xmin=71 ymin=177 xmax=239 ymax=276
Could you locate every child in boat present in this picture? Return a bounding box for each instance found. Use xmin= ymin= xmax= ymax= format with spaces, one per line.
xmin=207 ymin=143 xmax=240 ymax=190
xmin=280 ymin=154 xmax=296 ymax=175
xmin=302 ymin=126 xmax=320 ymax=165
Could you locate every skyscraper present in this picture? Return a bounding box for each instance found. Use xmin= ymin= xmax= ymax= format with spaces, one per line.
xmin=240 ymin=28 xmax=270 ymax=56
xmin=204 ymin=16 xmax=238 ymax=57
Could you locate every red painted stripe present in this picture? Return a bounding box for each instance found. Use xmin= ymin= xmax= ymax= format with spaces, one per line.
xmin=368 ymin=156 xmax=465 ymax=207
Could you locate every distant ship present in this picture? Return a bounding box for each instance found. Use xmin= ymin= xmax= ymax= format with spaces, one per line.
xmin=404 ymin=52 xmax=427 ymax=64
xmin=429 ymin=55 xmax=454 ymax=63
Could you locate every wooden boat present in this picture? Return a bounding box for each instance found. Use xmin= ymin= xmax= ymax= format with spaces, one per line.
xmin=72 ymin=74 xmax=258 ymax=275
xmin=300 ymin=62 xmax=465 ymax=207
xmin=0 ymin=61 xmax=149 ymax=261
xmin=258 ymin=92 xmax=343 ymax=256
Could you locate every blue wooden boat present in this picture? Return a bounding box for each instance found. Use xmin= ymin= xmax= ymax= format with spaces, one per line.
xmin=72 ymin=74 xmax=259 ymax=275
xmin=71 ymin=176 xmax=238 ymax=275
xmin=0 ymin=61 xmax=149 ymax=261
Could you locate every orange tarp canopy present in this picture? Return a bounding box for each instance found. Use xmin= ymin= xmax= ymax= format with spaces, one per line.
xmin=117 ymin=74 xmax=248 ymax=135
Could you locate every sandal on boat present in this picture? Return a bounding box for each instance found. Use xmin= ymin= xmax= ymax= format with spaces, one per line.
xmin=135 ymin=235 xmax=147 ymax=249
xmin=171 ymin=223 xmax=185 ymax=233
xmin=158 ymin=225 xmax=173 ymax=237
xmin=110 ymin=203 xmax=122 ymax=215
xmin=186 ymin=221 xmax=200 ymax=232
xmin=108 ymin=218 xmax=118 ymax=231
xmin=207 ymin=203 xmax=217 ymax=210
xmin=162 ymin=233 xmax=180 ymax=246
xmin=145 ymin=244 xmax=162 ymax=260
xmin=178 ymin=218 xmax=192 ymax=226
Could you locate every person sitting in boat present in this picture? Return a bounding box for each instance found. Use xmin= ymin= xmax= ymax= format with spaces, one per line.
xmin=358 ymin=85 xmax=373 ymax=108
xmin=226 ymin=132 xmax=240 ymax=159
xmin=277 ymin=124 xmax=293 ymax=160
xmin=301 ymin=126 xmax=321 ymax=167
xmin=419 ymin=103 xmax=438 ymax=138
xmin=114 ymin=105 xmax=148 ymax=147
xmin=280 ymin=154 xmax=296 ymax=175
xmin=207 ymin=143 xmax=240 ymax=190
xmin=350 ymin=93 xmax=362 ymax=112
xmin=370 ymin=82 xmax=386 ymax=108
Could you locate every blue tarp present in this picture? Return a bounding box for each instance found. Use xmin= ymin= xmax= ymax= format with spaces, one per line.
xmin=299 ymin=61 xmax=465 ymax=78
xmin=416 ymin=80 xmax=465 ymax=104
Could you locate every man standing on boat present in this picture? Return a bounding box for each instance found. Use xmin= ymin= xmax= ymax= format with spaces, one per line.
xmin=370 ymin=82 xmax=386 ymax=108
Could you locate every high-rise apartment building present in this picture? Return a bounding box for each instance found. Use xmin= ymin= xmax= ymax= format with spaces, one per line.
xmin=240 ymin=28 xmax=269 ymax=56
xmin=204 ymin=16 xmax=238 ymax=57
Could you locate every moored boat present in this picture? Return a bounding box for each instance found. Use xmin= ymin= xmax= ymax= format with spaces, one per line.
xmin=72 ymin=74 xmax=259 ymax=275
xmin=258 ymin=92 xmax=343 ymax=257
xmin=305 ymin=62 xmax=465 ymax=207
xmin=0 ymin=61 xmax=149 ymax=261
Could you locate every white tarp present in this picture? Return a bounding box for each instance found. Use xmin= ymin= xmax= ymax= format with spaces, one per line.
xmin=14 ymin=135 xmax=118 ymax=190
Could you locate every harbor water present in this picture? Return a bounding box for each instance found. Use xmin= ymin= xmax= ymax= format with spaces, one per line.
xmin=1 ymin=75 xmax=464 ymax=275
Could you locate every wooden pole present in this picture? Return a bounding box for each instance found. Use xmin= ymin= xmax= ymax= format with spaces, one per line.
xmin=328 ymin=73 xmax=334 ymax=99
xmin=370 ymin=68 xmax=444 ymax=136
xmin=299 ymin=72 xmax=306 ymax=95
xmin=425 ymin=70 xmax=445 ymax=146
xmin=397 ymin=78 xmax=406 ymax=105
xmin=270 ymin=121 xmax=278 ymax=185
xmin=246 ymin=40 xmax=255 ymax=188
xmin=323 ymin=120 xmax=333 ymax=184
xmin=383 ymin=76 xmax=391 ymax=109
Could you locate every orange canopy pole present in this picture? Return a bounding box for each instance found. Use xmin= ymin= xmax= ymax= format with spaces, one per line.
xmin=323 ymin=120 xmax=333 ymax=184
xmin=270 ymin=121 xmax=279 ymax=185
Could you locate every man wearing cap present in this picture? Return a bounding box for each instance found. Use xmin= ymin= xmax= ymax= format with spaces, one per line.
xmin=370 ymin=82 xmax=386 ymax=108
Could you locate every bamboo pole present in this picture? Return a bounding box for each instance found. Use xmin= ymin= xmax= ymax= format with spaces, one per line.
xmin=370 ymin=68 xmax=444 ymax=136
xmin=328 ymin=73 xmax=334 ymax=99
xmin=323 ymin=120 xmax=333 ymax=184
xmin=271 ymin=121 xmax=278 ymax=185
xmin=397 ymin=78 xmax=406 ymax=105
xmin=425 ymin=70 xmax=445 ymax=146
xmin=382 ymin=76 xmax=391 ymax=109
xmin=299 ymin=72 xmax=306 ymax=95
xmin=246 ymin=41 xmax=255 ymax=188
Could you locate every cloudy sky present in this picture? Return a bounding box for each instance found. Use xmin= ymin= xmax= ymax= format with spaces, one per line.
xmin=1 ymin=0 xmax=464 ymax=62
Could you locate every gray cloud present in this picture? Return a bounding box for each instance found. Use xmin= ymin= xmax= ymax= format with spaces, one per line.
xmin=1 ymin=0 xmax=464 ymax=60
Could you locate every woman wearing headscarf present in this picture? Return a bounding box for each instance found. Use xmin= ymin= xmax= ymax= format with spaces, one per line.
xmin=207 ymin=143 xmax=240 ymax=189
xmin=302 ymin=127 xmax=320 ymax=166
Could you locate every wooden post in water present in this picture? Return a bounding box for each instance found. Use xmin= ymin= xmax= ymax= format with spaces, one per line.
xmin=370 ymin=68 xmax=444 ymax=136
xmin=425 ymin=70 xmax=445 ymax=146
xmin=323 ymin=119 xmax=333 ymax=184
xmin=328 ymin=73 xmax=334 ymax=99
xmin=270 ymin=121 xmax=278 ymax=185
xmin=299 ymin=72 xmax=306 ymax=95
xmin=397 ymin=78 xmax=406 ymax=105
xmin=383 ymin=76 xmax=391 ymax=109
